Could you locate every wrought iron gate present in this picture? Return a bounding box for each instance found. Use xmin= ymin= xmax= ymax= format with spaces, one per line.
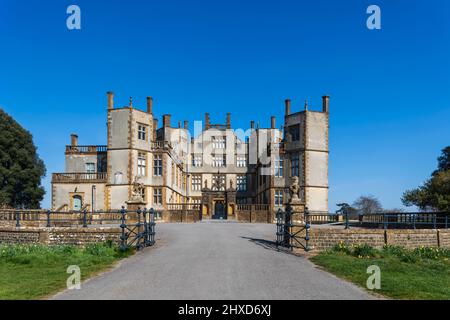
xmin=276 ymin=207 xmax=311 ymax=251
xmin=120 ymin=207 xmax=156 ymax=251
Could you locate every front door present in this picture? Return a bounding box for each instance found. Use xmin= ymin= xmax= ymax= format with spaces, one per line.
xmin=213 ymin=201 xmax=226 ymax=220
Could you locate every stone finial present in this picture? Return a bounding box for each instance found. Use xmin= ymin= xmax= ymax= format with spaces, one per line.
xmin=129 ymin=97 xmax=133 ymax=108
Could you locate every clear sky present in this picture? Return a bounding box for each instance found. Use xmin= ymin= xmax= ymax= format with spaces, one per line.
xmin=1 ymin=0 xmax=449 ymax=211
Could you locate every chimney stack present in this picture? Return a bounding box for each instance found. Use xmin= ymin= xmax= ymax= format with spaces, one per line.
xmin=152 ymin=119 xmax=158 ymax=141
xmin=205 ymin=113 xmax=211 ymax=130
xmin=322 ymin=95 xmax=330 ymax=113
xmin=250 ymin=121 xmax=255 ymax=130
xmin=178 ymin=121 xmax=182 ymax=129
xmin=285 ymin=99 xmax=291 ymax=115
xmin=271 ymin=116 xmax=276 ymax=129
xmin=226 ymin=113 xmax=231 ymax=129
xmin=147 ymin=97 xmax=153 ymax=114
xmin=107 ymin=91 xmax=114 ymax=110
xmin=71 ymin=134 xmax=78 ymax=146
xmin=163 ymin=114 xmax=171 ymax=128
xmin=184 ymin=120 xmax=188 ymax=130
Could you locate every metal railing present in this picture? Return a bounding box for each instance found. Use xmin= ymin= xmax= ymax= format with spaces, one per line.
xmin=119 ymin=207 xmax=156 ymax=251
xmin=1 ymin=209 xmax=126 ymax=228
xmin=276 ymin=207 xmax=311 ymax=251
xmin=360 ymin=212 xmax=450 ymax=229
xmin=307 ymin=212 xmax=450 ymax=229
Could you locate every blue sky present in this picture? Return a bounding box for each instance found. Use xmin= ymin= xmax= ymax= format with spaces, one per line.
xmin=1 ymin=0 xmax=449 ymax=211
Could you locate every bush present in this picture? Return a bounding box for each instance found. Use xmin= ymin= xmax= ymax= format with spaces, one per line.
xmin=329 ymin=243 xmax=450 ymax=262
xmin=331 ymin=241 xmax=352 ymax=255
xmin=331 ymin=242 xmax=377 ymax=258
xmin=352 ymin=244 xmax=377 ymax=258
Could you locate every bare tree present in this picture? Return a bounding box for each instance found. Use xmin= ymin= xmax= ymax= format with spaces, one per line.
xmin=352 ymin=195 xmax=383 ymax=215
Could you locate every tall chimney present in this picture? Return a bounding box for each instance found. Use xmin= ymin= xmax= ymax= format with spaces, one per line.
xmin=226 ymin=113 xmax=231 ymax=129
xmin=147 ymin=97 xmax=153 ymax=114
xmin=271 ymin=116 xmax=276 ymax=129
xmin=163 ymin=114 xmax=171 ymax=128
xmin=71 ymin=134 xmax=78 ymax=146
xmin=184 ymin=120 xmax=188 ymax=130
xmin=322 ymin=95 xmax=330 ymax=113
xmin=152 ymin=119 xmax=158 ymax=141
xmin=250 ymin=121 xmax=255 ymax=130
xmin=285 ymin=99 xmax=291 ymax=115
xmin=178 ymin=121 xmax=182 ymax=128
xmin=107 ymin=91 xmax=114 ymax=110
xmin=205 ymin=113 xmax=210 ymax=130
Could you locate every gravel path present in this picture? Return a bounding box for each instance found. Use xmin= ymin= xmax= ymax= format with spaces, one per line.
xmin=53 ymin=221 xmax=376 ymax=300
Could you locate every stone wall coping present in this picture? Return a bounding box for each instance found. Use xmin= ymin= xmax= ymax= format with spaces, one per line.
xmin=0 ymin=227 xmax=121 ymax=233
xmin=310 ymin=228 xmax=448 ymax=234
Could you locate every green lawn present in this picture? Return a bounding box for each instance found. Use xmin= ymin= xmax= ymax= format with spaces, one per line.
xmin=0 ymin=242 xmax=133 ymax=300
xmin=310 ymin=244 xmax=450 ymax=300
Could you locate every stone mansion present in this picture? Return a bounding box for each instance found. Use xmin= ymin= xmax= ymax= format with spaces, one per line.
xmin=51 ymin=92 xmax=329 ymax=219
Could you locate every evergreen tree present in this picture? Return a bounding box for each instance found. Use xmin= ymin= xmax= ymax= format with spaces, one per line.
xmin=0 ymin=108 xmax=46 ymax=208
xmin=402 ymin=147 xmax=450 ymax=211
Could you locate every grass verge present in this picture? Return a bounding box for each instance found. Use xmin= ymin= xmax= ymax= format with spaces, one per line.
xmin=310 ymin=243 xmax=450 ymax=300
xmin=0 ymin=241 xmax=133 ymax=300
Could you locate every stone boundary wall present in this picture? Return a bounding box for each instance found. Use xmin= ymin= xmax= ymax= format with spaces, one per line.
xmin=162 ymin=210 xmax=273 ymax=223
xmin=235 ymin=211 xmax=272 ymax=223
xmin=162 ymin=211 xmax=200 ymax=223
xmin=0 ymin=227 xmax=121 ymax=246
xmin=303 ymin=228 xmax=450 ymax=252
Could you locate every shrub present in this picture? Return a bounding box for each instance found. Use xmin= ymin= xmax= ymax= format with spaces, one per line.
xmin=331 ymin=241 xmax=352 ymax=255
xmin=352 ymin=244 xmax=378 ymax=258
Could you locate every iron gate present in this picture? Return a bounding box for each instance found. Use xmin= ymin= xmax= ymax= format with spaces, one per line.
xmin=276 ymin=207 xmax=311 ymax=251
xmin=120 ymin=207 xmax=156 ymax=251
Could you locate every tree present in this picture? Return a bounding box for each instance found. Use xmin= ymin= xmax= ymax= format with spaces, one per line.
xmin=402 ymin=147 xmax=450 ymax=212
xmin=352 ymin=195 xmax=383 ymax=215
xmin=336 ymin=203 xmax=358 ymax=217
xmin=0 ymin=108 xmax=46 ymax=208
xmin=434 ymin=146 xmax=450 ymax=175
xmin=402 ymin=170 xmax=450 ymax=211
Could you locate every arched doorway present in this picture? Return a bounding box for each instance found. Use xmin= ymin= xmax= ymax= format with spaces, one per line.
xmin=72 ymin=195 xmax=83 ymax=211
xmin=213 ymin=201 xmax=226 ymax=220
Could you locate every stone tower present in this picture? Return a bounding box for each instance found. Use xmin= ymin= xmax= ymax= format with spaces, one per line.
xmin=284 ymin=96 xmax=329 ymax=213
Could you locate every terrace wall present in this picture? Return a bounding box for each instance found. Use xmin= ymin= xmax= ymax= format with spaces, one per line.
xmin=0 ymin=227 xmax=121 ymax=246
xmin=299 ymin=228 xmax=450 ymax=252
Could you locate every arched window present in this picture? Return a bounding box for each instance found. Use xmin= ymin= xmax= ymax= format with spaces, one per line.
xmin=114 ymin=172 xmax=123 ymax=184
xmin=73 ymin=195 xmax=82 ymax=211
